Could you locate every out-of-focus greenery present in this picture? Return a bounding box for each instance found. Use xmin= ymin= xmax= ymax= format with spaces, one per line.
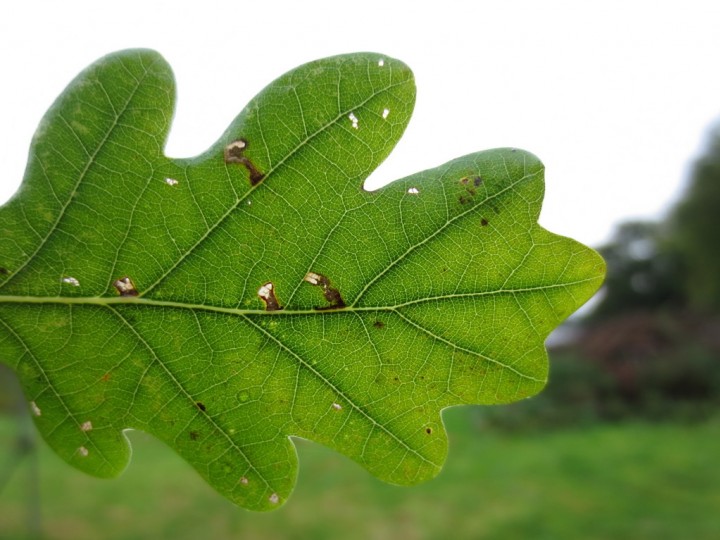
xmin=590 ymin=121 xmax=720 ymax=319
xmin=671 ymin=123 xmax=720 ymax=312
xmin=2 ymin=411 xmax=719 ymax=540
xmin=482 ymin=339 xmax=720 ymax=431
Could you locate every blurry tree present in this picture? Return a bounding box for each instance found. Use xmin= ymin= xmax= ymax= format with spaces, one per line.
xmin=589 ymin=221 xmax=684 ymax=321
xmin=671 ymin=123 xmax=720 ymax=313
xmin=548 ymin=121 xmax=720 ymax=427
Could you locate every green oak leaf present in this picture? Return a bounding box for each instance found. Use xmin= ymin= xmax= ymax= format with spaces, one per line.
xmin=0 ymin=50 xmax=604 ymax=511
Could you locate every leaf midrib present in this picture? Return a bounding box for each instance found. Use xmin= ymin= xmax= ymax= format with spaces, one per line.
xmin=0 ymin=276 xmax=602 ymax=314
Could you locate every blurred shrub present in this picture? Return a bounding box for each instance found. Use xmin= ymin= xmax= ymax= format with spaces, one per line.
xmin=479 ymin=312 xmax=720 ymax=431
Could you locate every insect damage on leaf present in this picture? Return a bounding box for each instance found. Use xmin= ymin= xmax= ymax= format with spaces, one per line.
xmin=303 ymin=272 xmax=346 ymax=310
xmin=113 ymin=276 xmax=138 ymax=297
xmin=257 ymin=281 xmax=282 ymax=311
xmin=224 ymin=139 xmax=265 ymax=185
xmin=0 ymin=49 xmax=605 ymax=512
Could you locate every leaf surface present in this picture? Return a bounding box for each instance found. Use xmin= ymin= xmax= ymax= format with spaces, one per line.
xmin=0 ymin=50 xmax=604 ymax=510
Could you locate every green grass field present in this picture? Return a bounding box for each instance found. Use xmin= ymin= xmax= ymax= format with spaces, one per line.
xmin=1 ymin=409 xmax=719 ymax=540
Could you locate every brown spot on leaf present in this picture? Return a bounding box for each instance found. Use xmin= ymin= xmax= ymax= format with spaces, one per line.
xmin=113 ymin=276 xmax=138 ymax=297
xmin=304 ymin=272 xmax=346 ymax=310
xmin=258 ymin=282 xmax=283 ymax=311
xmin=224 ymin=139 xmax=265 ymax=185
xmin=101 ymin=373 xmax=111 ymax=383
xmin=473 ymin=175 xmax=483 ymax=187
xmin=0 ymin=267 xmax=8 ymax=275
xmin=459 ymin=195 xmax=470 ymax=205
xmin=481 ymin=218 xmax=489 ymax=227
xmin=196 ymin=402 xmax=206 ymax=412
xmin=373 ymin=320 xmax=385 ymax=329
xmin=425 ymin=427 xmax=433 ymax=435
xmin=190 ymin=431 xmax=199 ymax=441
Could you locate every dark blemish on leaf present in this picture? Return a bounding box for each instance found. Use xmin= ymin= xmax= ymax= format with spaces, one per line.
xmin=460 ymin=177 xmax=469 ymax=185
xmin=190 ymin=431 xmax=199 ymax=441
xmin=0 ymin=267 xmax=8 ymax=275
xmin=481 ymin=218 xmax=489 ymax=227
xmin=373 ymin=320 xmax=385 ymax=329
xmin=459 ymin=195 xmax=470 ymax=205
xmin=425 ymin=427 xmax=432 ymax=435
xmin=101 ymin=373 xmax=111 ymax=383
xmin=113 ymin=276 xmax=138 ymax=297
xmin=258 ymin=282 xmax=283 ymax=311
xmin=304 ymin=272 xmax=346 ymax=310
xmin=196 ymin=401 xmax=206 ymax=412
xmin=473 ymin=175 xmax=483 ymax=187
xmin=224 ymin=139 xmax=247 ymax=159
xmin=224 ymin=139 xmax=265 ymax=186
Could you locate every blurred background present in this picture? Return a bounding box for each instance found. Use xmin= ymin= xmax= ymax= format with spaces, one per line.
xmin=2 ymin=1 xmax=720 ymax=538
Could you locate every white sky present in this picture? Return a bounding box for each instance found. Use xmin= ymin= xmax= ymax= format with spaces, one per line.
xmin=1 ymin=0 xmax=719 ymax=247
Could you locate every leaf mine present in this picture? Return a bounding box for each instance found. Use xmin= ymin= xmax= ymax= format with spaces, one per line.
xmin=113 ymin=276 xmax=138 ymax=297
xmin=258 ymin=281 xmax=282 ymax=311
xmin=224 ymin=139 xmax=265 ymax=185
xmin=303 ymin=272 xmax=346 ymax=310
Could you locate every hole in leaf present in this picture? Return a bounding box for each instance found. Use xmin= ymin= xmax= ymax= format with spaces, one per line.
xmin=113 ymin=276 xmax=139 ymax=296
xmin=258 ymin=282 xmax=283 ymax=311
xmin=62 ymin=276 xmax=80 ymax=287
xmin=30 ymin=401 xmax=41 ymax=417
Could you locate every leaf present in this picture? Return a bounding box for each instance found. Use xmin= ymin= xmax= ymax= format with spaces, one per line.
xmin=0 ymin=49 xmax=605 ymax=511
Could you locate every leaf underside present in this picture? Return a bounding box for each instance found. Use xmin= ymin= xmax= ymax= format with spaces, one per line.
xmin=0 ymin=50 xmax=604 ymax=511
